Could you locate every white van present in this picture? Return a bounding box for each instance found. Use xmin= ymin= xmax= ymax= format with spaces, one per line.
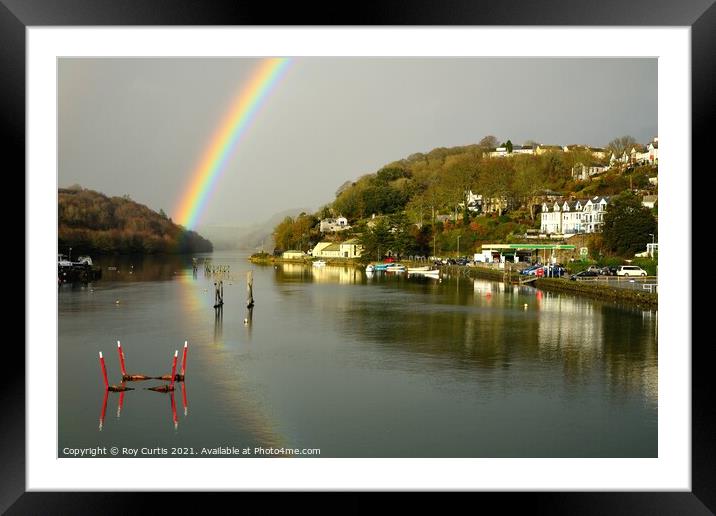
xmin=616 ymin=265 xmax=647 ymax=277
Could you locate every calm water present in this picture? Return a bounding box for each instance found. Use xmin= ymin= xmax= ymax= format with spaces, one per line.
xmin=58 ymin=251 xmax=657 ymax=457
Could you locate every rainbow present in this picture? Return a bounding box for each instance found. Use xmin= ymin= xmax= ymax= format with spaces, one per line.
xmin=174 ymin=57 xmax=291 ymax=230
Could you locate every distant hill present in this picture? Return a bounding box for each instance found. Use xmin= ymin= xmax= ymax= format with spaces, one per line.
xmin=58 ymin=187 xmax=213 ymax=254
xmin=198 ymin=207 xmax=312 ymax=251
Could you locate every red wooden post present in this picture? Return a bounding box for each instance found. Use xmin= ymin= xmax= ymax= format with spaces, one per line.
xmin=181 ymin=341 xmax=188 ymax=376
xmin=99 ymin=352 xmax=109 ymax=390
xmin=170 ymin=350 xmax=178 ymax=389
xmin=117 ymin=341 xmax=127 ymax=376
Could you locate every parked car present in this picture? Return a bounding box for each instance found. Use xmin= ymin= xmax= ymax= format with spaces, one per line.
xmin=520 ymin=263 xmax=543 ymax=275
xmin=383 ymin=257 xmax=396 ymax=263
xmin=616 ymin=265 xmax=647 ymax=277
xmin=570 ymin=270 xmax=600 ymax=281
xmin=600 ymin=266 xmax=617 ymax=276
xmin=543 ymin=265 xmax=565 ymax=277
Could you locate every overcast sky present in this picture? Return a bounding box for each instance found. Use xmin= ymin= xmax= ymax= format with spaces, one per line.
xmin=59 ymin=57 xmax=657 ymax=227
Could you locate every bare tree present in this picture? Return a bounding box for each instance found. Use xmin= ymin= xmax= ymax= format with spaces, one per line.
xmin=606 ymin=135 xmax=638 ymax=156
xmin=478 ymin=135 xmax=499 ymax=149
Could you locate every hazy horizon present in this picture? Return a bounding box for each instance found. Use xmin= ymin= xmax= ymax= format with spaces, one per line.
xmin=59 ymin=57 xmax=657 ymax=227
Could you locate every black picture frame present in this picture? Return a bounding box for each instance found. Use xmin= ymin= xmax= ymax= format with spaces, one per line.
xmin=6 ymin=0 xmax=710 ymax=511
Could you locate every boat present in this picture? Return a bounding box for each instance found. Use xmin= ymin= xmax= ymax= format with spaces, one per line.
xmin=385 ymin=263 xmax=406 ymax=273
xmin=58 ymin=254 xmax=73 ymax=267
xmin=365 ymin=264 xmax=375 ymax=273
xmin=408 ymin=267 xmax=440 ymax=278
xmin=312 ymin=260 xmax=326 ymax=267
xmin=372 ymin=263 xmax=389 ymax=271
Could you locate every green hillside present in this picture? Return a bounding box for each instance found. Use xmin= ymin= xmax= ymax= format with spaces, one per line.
xmin=272 ymin=138 xmax=658 ymax=258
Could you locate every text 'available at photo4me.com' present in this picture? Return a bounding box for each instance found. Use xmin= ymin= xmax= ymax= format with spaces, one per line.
xmin=61 ymin=446 xmax=322 ymax=457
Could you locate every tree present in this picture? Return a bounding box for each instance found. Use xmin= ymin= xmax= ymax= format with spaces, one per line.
xmin=505 ymin=140 xmax=513 ymax=153
xmin=602 ymin=191 xmax=657 ymax=256
xmin=478 ymin=135 xmax=499 ymax=149
xmin=606 ymin=135 xmax=638 ymax=157
xmin=358 ymin=218 xmax=392 ymax=260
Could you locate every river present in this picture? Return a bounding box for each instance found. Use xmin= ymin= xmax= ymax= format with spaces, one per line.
xmin=58 ymin=250 xmax=657 ymax=457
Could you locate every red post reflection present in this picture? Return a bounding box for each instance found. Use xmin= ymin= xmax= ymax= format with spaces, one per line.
xmin=181 ymin=381 xmax=188 ymax=417
xmin=99 ymin=390 xmax=108 ymax=431
xmin=170 ymin=391 xmax=178 ymax=430
xmin=117 ymin=390 xmax=125 ymax=418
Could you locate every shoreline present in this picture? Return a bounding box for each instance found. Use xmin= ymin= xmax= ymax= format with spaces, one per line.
xmin=250 ymin=255 xmax=658 ymax=309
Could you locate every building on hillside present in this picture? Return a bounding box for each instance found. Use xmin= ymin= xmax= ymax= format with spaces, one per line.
xmin=282 ymin=250 xmax=306 ymax=260
xmin=311 ymin=238 xmax=363 ymax=259
xmin=513 ymin=145 xmax=535 ymax=155
xmin=641 ymin=195 xmax=658 ymax=209
xmin=582 ymin=196 xmax=610 ymax=233
xmin=647 ymin=139 xmax=658 ymax=164
xmin=571 ymin=162 xmax=609 ymax=181
xmin=539 ymin=195 xmax=610 ymax=235
xmin=319 ymin=216 xmax=351 ymax=233
xmin=535 ymin=145 xmax=564 ymax=155
xmin=459 ymin=191 xmax=512 ymax=214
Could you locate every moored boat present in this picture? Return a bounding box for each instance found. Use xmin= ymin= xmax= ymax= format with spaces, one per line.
xmin=312 ymin=260 xmax=326 ymax=267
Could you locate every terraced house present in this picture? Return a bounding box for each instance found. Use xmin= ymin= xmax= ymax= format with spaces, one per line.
xmin=540 ymin=196 xmax=610 ymax=236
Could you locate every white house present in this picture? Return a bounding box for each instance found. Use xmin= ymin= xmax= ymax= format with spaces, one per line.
xmin=311 ymin=238 xmax=363 ymax=259
xmin=513 ymin=145 xmax=535 ymax=155
xmin=539 ymin=199 xmax=586 ymax=236
xmin=540 ymin=196 xmax=609 ymax=235
xmin=571 ymin=162 xmax=609 ymax=181
xmin=641 ymin=195 xmax=658 ymax=209
xmin=282 ymin=250 xmax=305 ymax=260
xmin=582 ymin=196 xmax=610 ymax=233
xmin=319 ymin=216 xmax=351 ymax=233
xmin=647 ymin=140 xmax=658 ymax=164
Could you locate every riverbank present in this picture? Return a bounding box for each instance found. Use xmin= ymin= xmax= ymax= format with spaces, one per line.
xmin=534 ymin=277 xmax=658 ymax=309
xmin=251 ymin=256 xmax=658 ymax=308
xmin=435 ymin=264 xmax=658 ymax=308
xmin=249 ymin=254 xmax=367 ymax=268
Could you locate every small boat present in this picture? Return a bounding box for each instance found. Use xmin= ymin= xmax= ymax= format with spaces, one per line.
xmin=372 ymin=263 xmax=388 ymax=271
xmin=365 ymin=264 xmax=375 ymax=273
xmin=312 ymin=260 xmax=326 ymax=267
xmin=407 ymin=266 xmax=431 ymax=273
xmin=385 ymin=263 xmax=406 ymax=273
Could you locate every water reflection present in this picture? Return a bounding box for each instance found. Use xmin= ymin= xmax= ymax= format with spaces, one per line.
xmin=98 ymin=382 xmax=190 ymax=432
xmin=277 ymin=270 xmax=657 ymax=405
xmin=244 ymin=306 xmax=253 ymax=340
xmin=214 ymin=305 xmax=224 ymax=344
xmin=91 ymin=254 xmax=201 ymax=282
xmin=275 ymin=263 xmax=363 ymax=284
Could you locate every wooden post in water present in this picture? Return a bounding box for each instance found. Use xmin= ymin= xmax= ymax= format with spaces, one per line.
xmin=246 ymin=271 xmax=254 ymax=308
xmin=99 ymin=352 xmax=109 ymax=390
xmin=180 ymin=341 xmax=188 ymax=377
xmin=170 ymin=350 xmax=178 ymax=390
xmin=117 ymin=341 xmax=127 ymax=377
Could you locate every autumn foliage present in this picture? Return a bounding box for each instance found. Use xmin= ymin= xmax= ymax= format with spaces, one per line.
xmin=58 ymin=187 xmax=213 ymax=254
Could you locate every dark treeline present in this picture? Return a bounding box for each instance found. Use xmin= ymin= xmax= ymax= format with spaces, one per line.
xmin=58 ymin=187 xmax=213 ymax=255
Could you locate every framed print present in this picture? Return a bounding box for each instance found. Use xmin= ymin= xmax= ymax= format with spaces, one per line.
xmin=6 ymin=0 xmax=712 ymax=511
